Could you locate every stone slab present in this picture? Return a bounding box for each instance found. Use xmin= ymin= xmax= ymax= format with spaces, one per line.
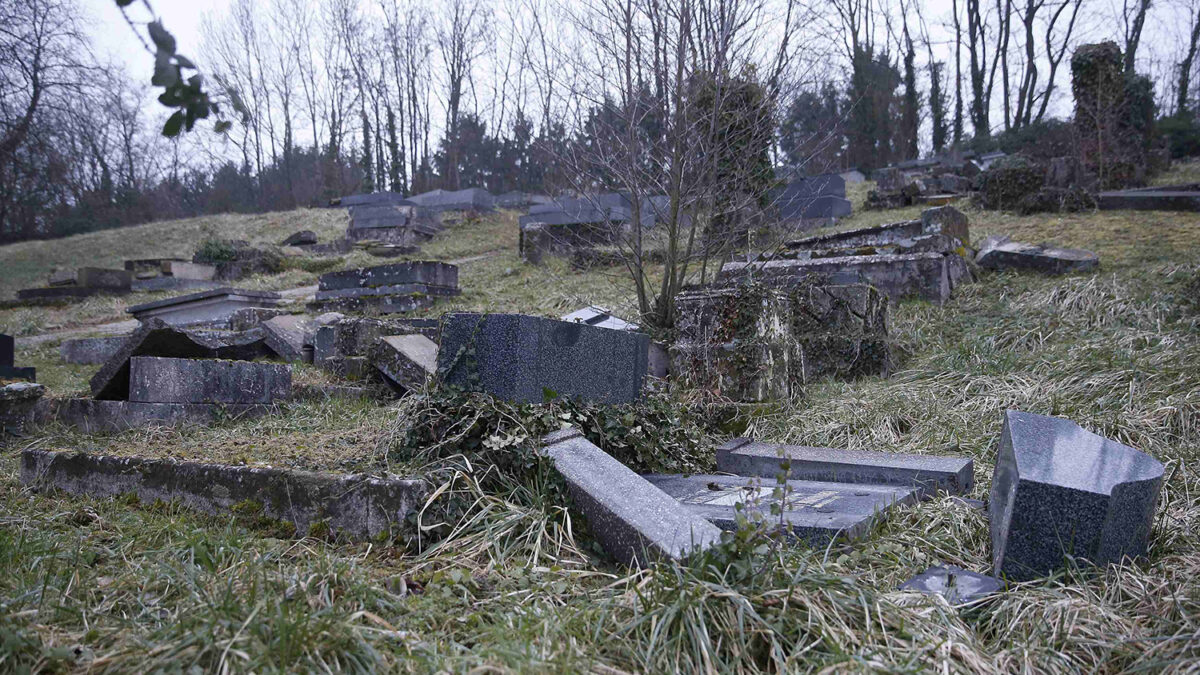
xmin=17 ymin=286 xmax=126 ymax=301
xmin=21 ymin=449 xmax=427 ymax=541
xmin=59 ymin=336 xmax=127 ymax=365
xmin=438 ymin=313 xmax=649 ymax=404
xmin=990 ymin=410 xmax=1164 ymax=581
xmin=281 ymin=230 xmax=318 ymax=246
xmin=90 ymin=319 xmax=273 ymax=401
xmin=163 ymin=261 xmax=217 ymax=280
xmin=716 ymin=438 xmax=974 ymax=496
xmin=129 ymin=356 xmax=291 ymax=404
xmin=131 ymin=277 xmax=223 ymax=293
xmin=33 ymin=398 xmax=270 ymax=432
xmin=261 ymin=315 xmax=315 ymax=363
xmin=335 ymin=192 xmax=411 ymax=207
xmin=899 ymin=566 xmax=1003 ymax=603
xmin=317 ymin=262 xmax=459 ymax=291
xmin=48 ymin=268 xmax=77 ymax=286
xmin=719 ymin=253 xmax=952 ymax=304
xmin=127 ymin=288 xmax=284 ymax=327
xmin=1097 ymin=186 xmax=1200 ymax=211
xmin=542 ymin=428 xmax=722 ymax=567
xmin=306 ymin=294 xmax=437 ymax=315
xmin=77 ymin=267 xmax=132 ymax=290
xmin=644 ymin=473 xmax=917 ymax=546
xmin=561 ymin=306 xmax=638 ymax=331
xmin=312 ymin=283 xmax=460 ymax=301
xmin=976 ymin=238 xmax=1099 ymax=275
xmin=371 ymin=335 xmax=438 ymax=391
xmin=1 ymin=382 xmax=45 ymax=434
xmin=0 ymin=365 xmax=37 ymax=381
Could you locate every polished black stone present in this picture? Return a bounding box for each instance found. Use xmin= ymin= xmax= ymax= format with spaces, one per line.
xmin=989 ymin=410 xmax=1164 ymax=581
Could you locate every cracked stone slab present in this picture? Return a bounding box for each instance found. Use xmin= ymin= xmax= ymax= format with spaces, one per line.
xmin=975 ymin=237 xmax=1099 ymax=275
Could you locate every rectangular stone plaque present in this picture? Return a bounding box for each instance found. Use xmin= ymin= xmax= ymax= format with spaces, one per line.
xmin=129 ymin=356 xmax=291 ymax=404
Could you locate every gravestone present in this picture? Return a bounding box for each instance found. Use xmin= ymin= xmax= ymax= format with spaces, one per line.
xmin=408 ymin=187 xmax=495 ymax=212
xmin=719 ymin=253 xmax=953 ymax=305
xmin=644 ymin=473 xmax=918 ymax=545
xmin=90 ymin=318 xmax=273 ymax=400
xmin=60 ymin=336 xmax=127 ymax=365
xmin=129 ymin=356 xmax=291 ymax=404
xmin=371 ymin=335 xmax=438 ymax=392
xmin=716 ymin=437 xmax=974 ymax=496
xmin=899 ymin=566 xmax=1003 ymax=603
xmin=541 ymin=427 xmax=723 ymax=567
xmin=990 ymin=410 xmax=1164 ymax=581
xmin=261 ymin=315 xmax=316 ymax=363
xmin=561 ymin=306 xmax=638 ymax=332
xmin=1098 ymin=184 xmax=1200 ymax=211
xmin=0 ymin=334 xmax=36 ymax=382
xmin=438 ymin=313 xmax=649 ymax=404
xmin=127 ymin=288 xmax=285 ymax=327
xmin=309 ymin=262 xmax=460 ymax=315
xmin=1 ymin=382 xmax=45 ymax=434
xmin=335 ymin=192 xmax=408 ymax=207
xmin=77 ymin=267 xmax=133 ymax=291
xmin=976 ymin=236 xmax=1099 ymax=274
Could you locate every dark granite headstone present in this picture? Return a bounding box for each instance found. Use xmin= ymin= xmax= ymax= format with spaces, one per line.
xmin=644 ymin=473 xmax=918 ymax=545
xmin=989 ymin=410 xmax=1165 ymax=581
xmin=899 ymin=566 xmax=1003 ymax=603
xmin=438 ymin=313 xmax=649 ymax=404
xmin=0 ymin=334 xmax=12 ymax=367
xmin=0 ymin=334 xmax=36 ymax=382
xmin=541 ymin=428 xmax=722 ymax=567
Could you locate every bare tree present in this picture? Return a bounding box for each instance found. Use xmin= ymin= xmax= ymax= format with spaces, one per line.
xmin=437 ymin=0 xmax=489 ymax=190
xmin=1122 ymin=0 xmax=1153 ymax=71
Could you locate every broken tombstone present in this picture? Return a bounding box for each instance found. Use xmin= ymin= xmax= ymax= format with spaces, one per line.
xmin=899 ymin=566 xmax=1003 ymax=604
xmin=438 ymin=313 xmax=649 ymax=404
xmin=989 ymin=411 xmax=1165 ymax=581
xmin=308 ymin=261 xmax=459 ymax=315
xmin=260 ymin=314 xmax=316 ymax=363
xmin=1 ymin=334 xmax=36 ymax=381
xmin=719 ymin=252 xmax=953 ymax=305
xmin=716 ymin=437 xmax=974 ymax=497
xmin=371 ymin=334 xmax=438 ymax=392
xmin=129 ymin=356 xmax=291 ymax=405
xmin=643 ymin=473 xmax=918 ymax=546
xmin=1 ymin=382 xmax=45 ymax=435
xmin=60 ymin=336 xmax=127 ymax=365
xmin=541 ymin=427 xmax=723 ymax=567
xmin=975 ymin=236 xmax=1099 ymax=274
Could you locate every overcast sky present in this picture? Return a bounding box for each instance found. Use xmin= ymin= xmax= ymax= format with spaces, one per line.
xmin=81 ymin=0 xmax=229 ymax=82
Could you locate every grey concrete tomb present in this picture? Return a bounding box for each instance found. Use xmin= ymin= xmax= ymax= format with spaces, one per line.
xmin=127 ymin=288 xmax=285 ymax=327
xmin=541 ymin=427 xmax=723 ymax=567
xmin=989 ymin=411 xmax=1164 ymax=581
xmin=717 ymin=438 xmax=974 ymax=496
xmin=643 ymin=473 xmax=918 ymax=546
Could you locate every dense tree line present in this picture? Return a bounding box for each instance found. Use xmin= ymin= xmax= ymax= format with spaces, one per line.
xmin=5 ymin=0 xmax=1200 ymax=245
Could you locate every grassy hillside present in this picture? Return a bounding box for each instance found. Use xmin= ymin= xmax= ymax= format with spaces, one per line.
xmin=1 ymin=179 xmax=1199 ymax=672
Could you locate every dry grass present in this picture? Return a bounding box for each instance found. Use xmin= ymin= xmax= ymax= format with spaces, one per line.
xmin=1 ymin=191 xmax=1200 ymax=672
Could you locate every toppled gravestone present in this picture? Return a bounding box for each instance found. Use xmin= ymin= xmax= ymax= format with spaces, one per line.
xmin=345 ymin=202 xmax=441 ymax=246
xmin=720 ymin=253 xmax=953 ymax=305
xmin=439 ymin=313 xmax=649 ymax=404
xmin=541 ymin=428 xmax=722 ymax=567
xmin=18 ymin=266 xmax=133 ymax=302
xmin=672 ymin=281 xmax=891 ymax=402
xmin=643 ymin=473 xmax=917 ymax=546
xmin=261 ymin=315 xmax=316 ymax=363
xmin=370 ymin=335 xmax=438 ymax=392
xmin=281 ymin=230 xmax=318 ymax=246
xmin=308 ymin=261 xmax=460 ymax=315
xmin=129 ymin=356 xmax=291 ymax=404
xmin=716 ymin=437 xmax=974 ymax=496
xmin=60 ymin=336 xmax=127 ymax=365
xmin=989 ymin=410 xmax=1164 ymax=581
xmin=976 ymin=236 xmax=1099 ymax=274
xmin=1 ymin=382 xmax=45 ymax=435
xmin=90 ymin=318 xmax=273 ymax=400
xmin=899 ymin=566 xmax=1003 ymax=603
xmin=313 ymin=315 xmax=436 ymax=378
xmin=1098 ymin=184 xmax=1200 ymax=211
xmin=127 ymin=288 xmax=285 ymax=328
xmin=1 ymin=334 xmax=36 ymax=381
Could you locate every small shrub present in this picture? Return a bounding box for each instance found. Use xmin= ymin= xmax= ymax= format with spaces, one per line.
xmin=978 ymin=155 xmax=1046 ymax=210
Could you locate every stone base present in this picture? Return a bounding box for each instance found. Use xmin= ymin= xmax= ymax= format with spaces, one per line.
xmin=21 ymin=449 xmax=427 ymax=540
xmin=1098 ymin=186 xmax=1200 ymax=211
xmin=17 ymin=286 xmax=130 ymax=301
xmin=1 ymin=383 xmax=45 ymax=434
xmin=34 ymin=398 xmax=271 ymax=432
xmin=720 ymin=253 xmax=952 ymax=304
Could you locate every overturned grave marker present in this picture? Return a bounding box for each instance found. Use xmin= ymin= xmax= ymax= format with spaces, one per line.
xmin=128 ymin=288 xmax=285 ymax=328
xmin=975 ymin=236 xmax=1099 ymax=275
xmin=717 ymin=438 xmax=974 ymax=496
xmin=309 ymin=262 xmax=459 ymax=315
xmin=129 ymin=356 xmax=291 ymax=404
xmin=644 ymin=473 xmax=917 ymax=546
xmin=989 ymin=411 xmax=1164 ymax=581
xmin=21 ymin=449 xmax=427 ymax=540
xmin=542 ymin=428 xmax=722 ymax=567
xmin=439 ymin=313 xmax=649 ymax=404
xmin=371 ymin=335 xmax=438 ymax=392
xmin=899 ymin=566 xmax=1003 ymax=604
xmin=720 ymin=253 xmax=954 ymax=304
xmin=1098 ymin=184 xmax=1200 ymax=211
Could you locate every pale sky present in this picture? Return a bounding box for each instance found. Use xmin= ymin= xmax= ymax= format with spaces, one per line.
xmin=81 ymin=0 xmax=229 ymax=83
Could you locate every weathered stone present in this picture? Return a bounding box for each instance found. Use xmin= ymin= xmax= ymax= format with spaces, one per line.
xmin=645 ymin=473 xmax=917 ymax=545
xmin=541 ymin=428 xmax=722 ymax=567
xmin=34 ymin=397 xmax=270 ymax=431
xmin=129 ymin=356 xmax=291 ymax=404
xmin=90 ymin=318 xmax=273 ymax=401
xmin=371 ymin=335 xmax=438 ymax=391
xmin=163 ymin=261 xmax=217 ymax=280
xmin=306 ymin=293 xmax=437 ymax=315
xmin=716 ymin=437 xmax=974 ymax=496
xmin=313 ymin=283 xmax=459 ymax=301
xmin=978 ymin=155 xmax=1046 ymax=210
xmin=59 ymin=336 xmax=127 ymax=365
xmin=17 ymin=286 xmax=117 ymax=302
xmin=899 ymin=566 xmax=1003 ymax=603
xmin=125 ymin=258 xmax=187 ymax=278
xmin=21 ymin=449 xmax=427 ymax=541
xmin=561 ymin=306 xmax=638 ymax=331
xmin=938 ymin=174 xmax=973 ymax=194
xmin=976 ymin=237 xmax=1099 ymax=274
xmin=720 ymin=253 xmax=952 ymax=304
xmin=990 ymin=410 xmax=1165 ymax=581
xmin=1098 ymin=184 xmax=1200 ymax=211
xmin=77 ymin=267 xmax=133 ymax=290
xmin=1 ymin=333 xmax=36 ymax=382
xmin=48 ymin=268 xmax=77 ymax=286
xmin=438 ymin=313 xmax=649 ymax=404
xmin=281 ymin=230 xmax=318 ymax=246
xmin=228 ymin=307 xmax=292 ymax=332
xmin=261 ymin=315 xmax=315 ymax=363
xmin=335 ymin=191 xmax=409 ymax=207
xmin=127 ymin=288 xmax=285 ymax=327
xmin=408 ymin=187 xmax=495 ymax=212
xmin=131 ymin=277 xmax=222 ymax=293
xmin=1 ymin=382 xmax=45 ymax=434
xmin=919 ymin=206 xmax=971 ymax=245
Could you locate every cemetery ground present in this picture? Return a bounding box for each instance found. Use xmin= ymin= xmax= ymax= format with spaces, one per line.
xmin=0 ymin=181 xmax=1198 ymax=672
